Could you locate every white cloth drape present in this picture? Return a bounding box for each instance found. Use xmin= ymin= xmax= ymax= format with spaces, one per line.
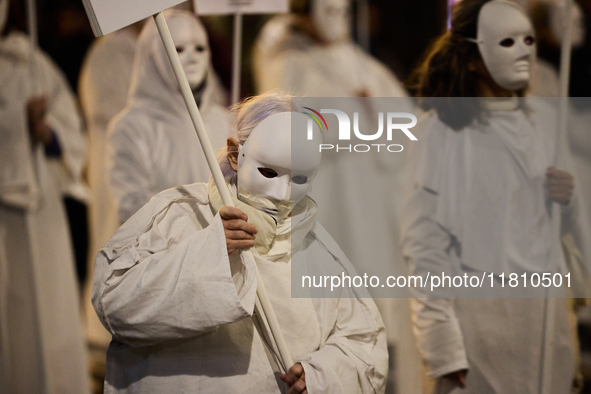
xmin=402 ymin=100 xmax=578 ymax=393
xmin=93 ymin=183 xmax=388 ymax=393
xmin=0 ymin=32 xmax=90 ymax=394
xmin=106 ymin=14 xmax=231 ymax=225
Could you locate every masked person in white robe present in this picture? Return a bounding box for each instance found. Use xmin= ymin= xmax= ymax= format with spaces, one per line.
xmin=107 ymin=10 xmax=231 ymax=225
xmin=254 ymin=2 xmax=420 ymax=392
xmin=93 ymin=92 xmax=388 ymax=393
xmin=0 ymin=0 xmax=90 ymax=392
xmin=403 ymin=1 xmax=582 ymax=392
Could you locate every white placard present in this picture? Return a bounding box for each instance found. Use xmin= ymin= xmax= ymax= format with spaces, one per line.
xmin=82 ymin=0 xmax=187 ymax=37
xmin=193 ymin=0 xmax=288 ymax=15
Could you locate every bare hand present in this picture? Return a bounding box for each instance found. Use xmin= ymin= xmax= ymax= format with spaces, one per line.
xmin=219 ymin=206 xmax=257 ymax=254
xmin=443 ymin=369 xmax=467 ymax=388
xmin=546 ymin=167 xmax=574 ymax=205
xmin=280 ymin=363 xmax=307 ymax=394
xmin=27 ymin=96 xmax=52 ymax=145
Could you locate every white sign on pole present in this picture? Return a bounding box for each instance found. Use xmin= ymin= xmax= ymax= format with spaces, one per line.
xmin=81 ymin=0 xmax=186 ymax=37
xmin=193 ymin=0 xmax=288 ymax=15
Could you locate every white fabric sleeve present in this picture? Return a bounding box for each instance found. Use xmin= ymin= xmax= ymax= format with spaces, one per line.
xmin=107 ymin=119 xmax=155 ymax=224
xmin=402 ymin=185 xmax=469 ymax=379
xmin=92 ymin=196 xmax=257 ymax=347
xmin=297 ymin=294 xmax=388 ymax=394
xmin=40 ymin=50 xmax=87 ymax=191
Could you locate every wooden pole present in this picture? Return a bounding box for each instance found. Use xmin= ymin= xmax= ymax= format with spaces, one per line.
xmin=153 ymin=12 xmax=294 ymax=371
xmin=231 ymin=13 xmax=243 ymax=104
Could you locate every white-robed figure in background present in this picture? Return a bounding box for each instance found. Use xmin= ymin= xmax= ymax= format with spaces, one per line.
xmin=403 ymin=1 xmax=580 ymax=392
xmin=253 ymin=1 xmax=419 ymax=392
xmin=253 ymin=0 xmax=406 ymax=98
xmin=93 ymin=92 xmax=388 ymax=393
xmin=107 ymin=10 xmax=231 ymax=224
xmin=79 ymin=22 xmax=144 ymax=362
xmin=528 ymin=0 xmax=591 ymax=277
xmin=528 ymin=0 xmax=586 ymax=98
xmin=0 ymin=0 xmax=90 ymax=392
xmin=80 ymin=21 xmax=144 ymax=279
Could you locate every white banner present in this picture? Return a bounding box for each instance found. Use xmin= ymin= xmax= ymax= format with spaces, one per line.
xmin=193 ymin=0 xmax=288 ymax=15
xmin=82 ymin=0 xmax=186 ymax=37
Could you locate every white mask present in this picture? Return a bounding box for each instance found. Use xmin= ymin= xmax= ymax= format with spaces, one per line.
xmin=549 ymin=0 xmax=586 ymax=49
xmin=169 ymin=17 xmax=209 ymax=90
xmin=237 ymin=112 xmax=322 ymax=221
xmin=471 ymin=0 xmax=536 ymax=91
xmin=312 ymin=0 xmax=351 ymax=43
xmin=0 ymin=0 xmax=9 ymax=34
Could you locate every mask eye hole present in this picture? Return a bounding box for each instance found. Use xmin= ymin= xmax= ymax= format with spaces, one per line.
xmin=524 ymin=35 xmax=535 ymax=46
xmin=175 ymin=46 xmax=184 ymax=53
xmin=292 ymin=175 xmax=309 ymax=185
xmin=258 ymin=168 xmax=278 ymax=178
xmin=499 ymin=38 xmax=515 ymax=47
xmin=196 ymin=45 xmax=206 ymax=52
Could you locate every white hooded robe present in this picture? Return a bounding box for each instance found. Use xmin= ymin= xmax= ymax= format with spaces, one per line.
xmin=0 ymin=32 xmax=90 ymax=394
xmin=402 ymin=98 xmax=578 ymax=394
xmin=107 ymin=15 xmax=231 ymax=225
xmin=93 ymin=182 xmax=388 ymax=393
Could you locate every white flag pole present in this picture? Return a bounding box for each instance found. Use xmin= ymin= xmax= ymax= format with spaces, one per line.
xmin=231 ymin=12 xmax=243 ymax=104
xmin=152 ymin=12 xmax=294 ymax=371
xmin=541 ymin=1 xmax=573 ymax=393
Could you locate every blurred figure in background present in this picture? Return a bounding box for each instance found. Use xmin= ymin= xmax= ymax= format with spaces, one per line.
xmin=79 ymin=20 xmax=145 ymax=390
xmin=253 ymin=1 xmax=420 ymax=393
xmin=404 ymin=0 xmax=581 ymax=392
xmin=0 ymin=0 xmax=90 ymax=392
xmin=107 ymin=10 xmax=231 ymax=224
xmin=529 ymin=1 xmax=591 ymax=388
xmin=253 ymin=0 xmax=406 ymax=97
xmin=80 ymin=20 xmax=144 ymax=292
xmin=528 ymin=0 xmax=586 ymax=97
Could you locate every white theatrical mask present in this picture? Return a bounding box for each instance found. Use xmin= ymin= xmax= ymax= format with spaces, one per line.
xmin=0 ymin=0 xmax=9 ymax=33
xmin=472 ymin=0 xmax=536 ymax=91
xmin=549 ymin=0 xmax=586 ymax=49
xmin=312 ymin=0 xmax=351 ymax=44
xmin=169 ymin=17 xmax=209 ymax=90
xmin=237 ymin=112 xmax=322 ymax=221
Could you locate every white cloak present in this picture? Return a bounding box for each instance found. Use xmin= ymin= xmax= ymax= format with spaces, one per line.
xmin=0 ymin=32 xmax=90 ymax=393
xmin=402 ymin=99 xmax=578 ymax=393
xmin=106 ymin=18 xmax=231 ymax=224
xmin=93 ymin=183 xmax=388 ymax=393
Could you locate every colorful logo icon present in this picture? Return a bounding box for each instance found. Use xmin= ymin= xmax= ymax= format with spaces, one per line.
xmin=302 ymin=107 xmax=328 ymax=132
